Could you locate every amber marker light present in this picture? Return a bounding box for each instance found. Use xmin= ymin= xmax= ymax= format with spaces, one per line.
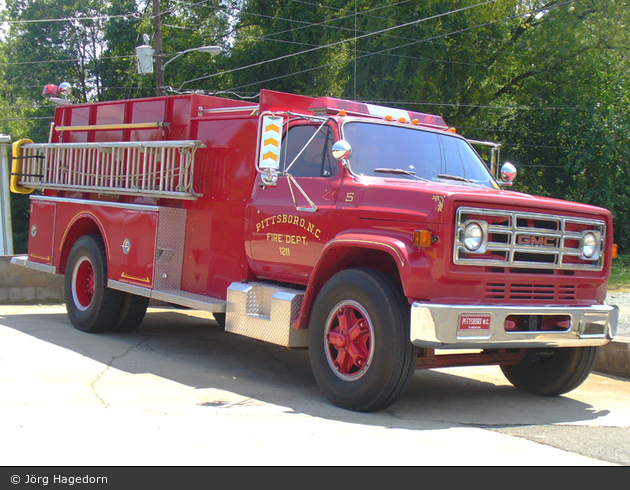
xmin=414 ymin=230 xmax=434 ymax=248
xmin=612 ymin=243 xmax=618 ymax=259
xmin=447 ymin=127 xmax=457 ymax=133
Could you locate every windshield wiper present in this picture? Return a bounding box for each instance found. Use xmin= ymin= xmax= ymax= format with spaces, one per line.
xmin=374 ymin=168 xmax=428 ymax=181
xmin=437 ymin=174 xmax=473 ymax=183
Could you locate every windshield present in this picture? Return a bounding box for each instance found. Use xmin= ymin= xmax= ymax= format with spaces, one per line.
xmin=341 ymin=121 xmax=496 ymax=188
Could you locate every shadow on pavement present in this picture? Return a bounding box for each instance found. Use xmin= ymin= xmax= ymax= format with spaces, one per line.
xmin=0 ymin=305 xmax=618 ymax=430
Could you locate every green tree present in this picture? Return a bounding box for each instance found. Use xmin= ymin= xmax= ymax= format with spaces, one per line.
xmin=223 ymin=0 xmax=352 ymax=97
xmin=487 ymin=1 xmax=630 ymax=251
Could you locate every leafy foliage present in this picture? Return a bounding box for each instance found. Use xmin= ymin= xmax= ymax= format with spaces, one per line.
xmin=1 ymin=0 xmax=630 ymax=253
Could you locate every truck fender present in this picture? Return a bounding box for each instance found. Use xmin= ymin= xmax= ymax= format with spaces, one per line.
xmin=58 ymin=213 xmax=109 ymax=275
xmin=297 ymin=232 xmax=413 ymax=330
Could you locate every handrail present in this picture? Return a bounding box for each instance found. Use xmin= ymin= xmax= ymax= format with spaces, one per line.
xmin=54 ymin=122 xmax=170 ymax=132
xmin=468 ymin=139 xmax=502 ymax=179
xmin=25 ymin=140 xmax=202 ymax=149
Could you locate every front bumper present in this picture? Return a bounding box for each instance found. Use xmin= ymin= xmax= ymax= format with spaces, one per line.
xmin=410 ymin=302 xmax=618 ymax=349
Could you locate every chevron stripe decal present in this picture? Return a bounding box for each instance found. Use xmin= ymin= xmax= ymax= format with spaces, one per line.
xmin=259 ymin=116 xmax=283 ymax=169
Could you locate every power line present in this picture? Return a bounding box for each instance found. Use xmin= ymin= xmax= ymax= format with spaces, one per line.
xmin=178 ymin=0 xmax=497 ymax=88
xmin=0 ymin=116 xmax=53 ymax=122
xmin=0 ymin=0 xmax=569 ymax=77
xmin=250 ymin=0 xmax=413 ymax=41
xmin=0 ymin=54 xmax=134 ymax=66
xmin=215 ymin=0 xmax=560 ymax=67
xmin=1 ymin=2 xmax=493 ymax=86
xmin=212 ymin=1 xmax=573 ymax=93
xmin=0 ymin=0 xmax=603 ymax=117
xmin=1 ymin=12 xmax=140 ymax=25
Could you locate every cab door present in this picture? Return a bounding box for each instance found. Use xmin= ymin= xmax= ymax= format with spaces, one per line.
xmin=247 ymin=121 xmax=341 ymax=284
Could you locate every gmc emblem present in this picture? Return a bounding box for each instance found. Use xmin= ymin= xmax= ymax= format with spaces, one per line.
xmin=517 ymin=235 xmax=558 ymax=247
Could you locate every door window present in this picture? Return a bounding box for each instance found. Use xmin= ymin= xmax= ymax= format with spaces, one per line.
xmin=281 ymin=125 xmax=336 ymax=178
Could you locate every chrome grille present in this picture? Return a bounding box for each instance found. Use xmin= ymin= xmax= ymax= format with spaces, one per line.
xmin=454 ymin=207 xmax=605 ymax=271
xmin=485 ymin=283 xmax=576 ymax=302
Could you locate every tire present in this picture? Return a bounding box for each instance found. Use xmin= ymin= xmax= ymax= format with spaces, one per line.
xmin=114 ymin=293 xmax=149 ymax=332
xmin=213 ymin=312 xmax=226 ymax=328
xmin=308 ymin=268 xmax=417 ymax=412
xmin=500 ymin=346 xmax=599 ymax=396
xmin=64 ymin=234 xmax=123 ymax=333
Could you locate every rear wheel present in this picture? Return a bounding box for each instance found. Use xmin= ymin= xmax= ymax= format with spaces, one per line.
xmin=64 ymin=234 xmax=122 ymax=333
xmin=114 ymin=293 xmax=149 ymax=332
xmin=308 ymin=268 xmax=417 ymax=412
xmin=501 ymin=346 xmax=599 ymax=396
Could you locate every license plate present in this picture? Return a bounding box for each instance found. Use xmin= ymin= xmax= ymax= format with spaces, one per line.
xmin=459 ymin=314 xmax=491 ymax=330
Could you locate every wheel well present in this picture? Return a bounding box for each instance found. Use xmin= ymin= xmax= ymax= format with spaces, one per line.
xmin=58 ymin=218 xmax=102 ymax=274
xmin=301 ymin=246 xmax=404 ymax=329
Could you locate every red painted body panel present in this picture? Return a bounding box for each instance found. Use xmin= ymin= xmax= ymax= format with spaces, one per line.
xmin=179 ymin=115 xmax=259 ymax=299
xmin=248 ymin=175 xmax=339 ymax=284
xmin=28 ymin=200 xmax=56 ymax=264
xmin=29 ymin=199 xmax=158 ymax=288
xmin=119 ymin=209 xmax=158 ymax=287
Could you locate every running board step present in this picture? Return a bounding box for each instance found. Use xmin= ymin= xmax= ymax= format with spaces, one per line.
xmin=150 ymin=289 xmax=226 ymax=313
xmin=226 ymin=282 xmax=308 ymax=348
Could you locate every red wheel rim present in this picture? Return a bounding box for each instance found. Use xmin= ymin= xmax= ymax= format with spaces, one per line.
xmin=324 ymin=300 xmax=374 ymax=381
xmin=72 ymin=256 xmax=95 ymax=311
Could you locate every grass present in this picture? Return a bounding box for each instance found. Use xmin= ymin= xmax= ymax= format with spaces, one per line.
xmin=609 ymin=254 xmax=630 ymax=292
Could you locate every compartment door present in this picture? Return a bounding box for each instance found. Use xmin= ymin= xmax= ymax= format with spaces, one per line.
xmin=28 ymin=200 xmax=56 ymax=265
xmin=119 ymin=209 xmax=158 ymax=288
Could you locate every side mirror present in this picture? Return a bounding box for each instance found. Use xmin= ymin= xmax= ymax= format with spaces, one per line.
xmin=332 ymin=140 xmax=352 ymax=166
xmin=499 ymin=162 xmax=517 ymax=186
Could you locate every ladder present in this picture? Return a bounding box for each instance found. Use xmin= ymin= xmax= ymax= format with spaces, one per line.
xmin=12 ymin=140 xmax=205 ymax=199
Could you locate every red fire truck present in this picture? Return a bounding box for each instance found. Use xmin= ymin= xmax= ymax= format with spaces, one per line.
xmin=10 ymin=89 xmax=618 ymax=411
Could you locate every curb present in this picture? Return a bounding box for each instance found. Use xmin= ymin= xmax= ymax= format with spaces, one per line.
xmin=595 ymin=339 xmax=630 ymax=380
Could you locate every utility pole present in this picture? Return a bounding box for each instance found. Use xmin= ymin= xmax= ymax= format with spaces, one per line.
xmin=153 ymin=0 xmax=164 ymax=96
xmin=353 ymin=0 xmax=357 ymax=101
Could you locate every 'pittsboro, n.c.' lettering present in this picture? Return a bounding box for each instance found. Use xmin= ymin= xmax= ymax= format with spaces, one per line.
xmin=255 ymin=214 xmax=321 ymax=240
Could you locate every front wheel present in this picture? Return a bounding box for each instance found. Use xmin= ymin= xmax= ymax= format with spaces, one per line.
xmin=500 ymin=346 xmax=599 ymax=396
xmin=64 ymin=234 xmax=122 ymax=333
xmin=308 ymin=268 xmax=417 ymax=412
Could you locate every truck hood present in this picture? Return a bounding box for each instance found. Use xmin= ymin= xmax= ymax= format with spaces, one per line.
xmin=356 ymin=178 xmax=612 ymax=224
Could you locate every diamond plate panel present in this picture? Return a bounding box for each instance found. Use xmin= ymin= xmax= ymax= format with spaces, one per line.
xmin=226 ymin=282 xmax=308 ymax=348
xmin=153 ymin=207 xmax=187 ymax=290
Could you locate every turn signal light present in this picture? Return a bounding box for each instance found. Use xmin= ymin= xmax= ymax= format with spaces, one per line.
xmin=414 ymin=230 xmax=433 ymax=248
xmin=612 ymin=243 xmax=618 ymax=259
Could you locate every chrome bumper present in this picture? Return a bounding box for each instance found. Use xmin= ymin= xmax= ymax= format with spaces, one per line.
xmin=410 ymin=302 xmax=618 ymax=349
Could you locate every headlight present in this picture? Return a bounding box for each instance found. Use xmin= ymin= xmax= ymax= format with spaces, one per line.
xmin=582 ymin=232 xmax=598 ymax=259
xmin=463 ymin=222 xmax=484 ymax=252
